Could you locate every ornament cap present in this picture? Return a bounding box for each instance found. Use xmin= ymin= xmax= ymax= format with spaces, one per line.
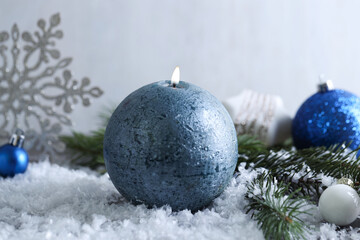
xmin=9 ymin=128 xmax=25 ymax=148
xmin=318 ymin=80 xmax=334 ymax=93
xmin=337 ymin=177 xmax=354 ymax=188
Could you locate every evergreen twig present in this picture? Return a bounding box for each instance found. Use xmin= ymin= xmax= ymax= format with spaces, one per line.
xmin=60 ymin=106 xmax=115 ymax=171
xmin=238 ymin=134 xmax=268 ymax=155
xmin=245 ymin=174 xmax=311 ymax=240
xmin=240 ymin=143 xmax=360 ymax=200
xmin=60 ymin=129 xmax=105 ymax=170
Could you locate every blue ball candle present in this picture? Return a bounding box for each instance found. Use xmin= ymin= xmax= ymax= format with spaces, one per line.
xmin=104 ymin=67 xmax=238 ymax=211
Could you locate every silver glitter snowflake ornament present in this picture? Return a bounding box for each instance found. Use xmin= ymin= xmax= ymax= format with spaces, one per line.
xmin=0 ymin=13 xmax=103 ymax=161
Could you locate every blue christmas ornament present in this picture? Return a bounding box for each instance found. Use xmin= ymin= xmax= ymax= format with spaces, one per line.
xmin=104 ymin=68 xmax=238 ymax=211
xmin=0 ymin=129 xmax=29 ymax=177
xmin=292 ymin=80 xmax=360 ymax=152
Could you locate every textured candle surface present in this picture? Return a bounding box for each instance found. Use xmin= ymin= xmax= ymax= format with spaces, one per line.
xmin=104 ymin=80 xmax=238 ymax=211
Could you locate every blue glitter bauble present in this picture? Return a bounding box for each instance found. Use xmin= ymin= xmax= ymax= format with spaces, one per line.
xmin=292 ymin=89 xmax=360 ymax=151
xmin=103 ymin=80 xmax=238 ymax=211
xmin=0 ymin=144 xmax=29 ymax=177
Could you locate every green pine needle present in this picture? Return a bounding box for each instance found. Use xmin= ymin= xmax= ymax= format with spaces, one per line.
xmin=238 ymin=134 xmax=268 ymax=155
xmin=60 ymin=106 xmax=115 ymax=171
xmin=245 ymin=174 xmax=311 ymax=240
xmin=59 ymin=128 xmax=105 ymax=170
xmin=241 ymin=143 xmax=360 ymax=200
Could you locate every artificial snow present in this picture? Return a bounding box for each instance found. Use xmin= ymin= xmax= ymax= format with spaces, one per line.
xmin=0 ymin=161 xmax=359 ymax=240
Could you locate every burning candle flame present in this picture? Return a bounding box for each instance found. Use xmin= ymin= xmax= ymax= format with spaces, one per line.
xmin=171 ymin=66 xmax=180 ymax=86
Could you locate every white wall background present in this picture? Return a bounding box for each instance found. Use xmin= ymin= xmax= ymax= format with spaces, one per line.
xmin=1 ymin=0 xmax=360 ymax=133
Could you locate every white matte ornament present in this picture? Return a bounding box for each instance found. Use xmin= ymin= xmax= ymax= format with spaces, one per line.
xmin=318 ymin=184 xmax=360 ymax=226
xmin=222 ymin=89 xmax=292 ymax=146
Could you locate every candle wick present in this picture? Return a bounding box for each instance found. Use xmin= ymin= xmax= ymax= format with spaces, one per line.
xmin=172 ymin=83 xmax=176 ymax=88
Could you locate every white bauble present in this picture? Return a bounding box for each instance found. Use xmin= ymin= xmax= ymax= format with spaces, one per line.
xmin=318 ymin=184 xmax=360 ymax=226
xmin=222 ymin=89 xmax=292 ymax=146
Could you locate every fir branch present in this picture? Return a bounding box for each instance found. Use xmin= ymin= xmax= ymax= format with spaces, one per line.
xmin=299 ymin=145 xmax=360 ymax=181
xmin=237 ymin=134 xmax=268 ymax=170
xmin=60 ymin=128 xmax=105 ymax=170
xmin=238 ymin=134 xmax=268 ymax=155
xmin=60 ymin=106 xmax=114 ymax=171
xmin=241 ymin=141 xmax=360 ymax=200
xmin=245 ymin=174 xmax=311 ymax=240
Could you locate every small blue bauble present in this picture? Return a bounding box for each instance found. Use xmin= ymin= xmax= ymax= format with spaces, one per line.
xmin=104 ymin=80 xmax=238 ymax=211
xmin=0 ymin=130 xmax=29 ymax=177
xmin=292 ymin=81 xmax=360 ymax=151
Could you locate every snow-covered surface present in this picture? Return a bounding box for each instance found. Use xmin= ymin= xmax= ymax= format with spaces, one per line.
xmin=0 ymin=161 xmax=359 ymax=240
